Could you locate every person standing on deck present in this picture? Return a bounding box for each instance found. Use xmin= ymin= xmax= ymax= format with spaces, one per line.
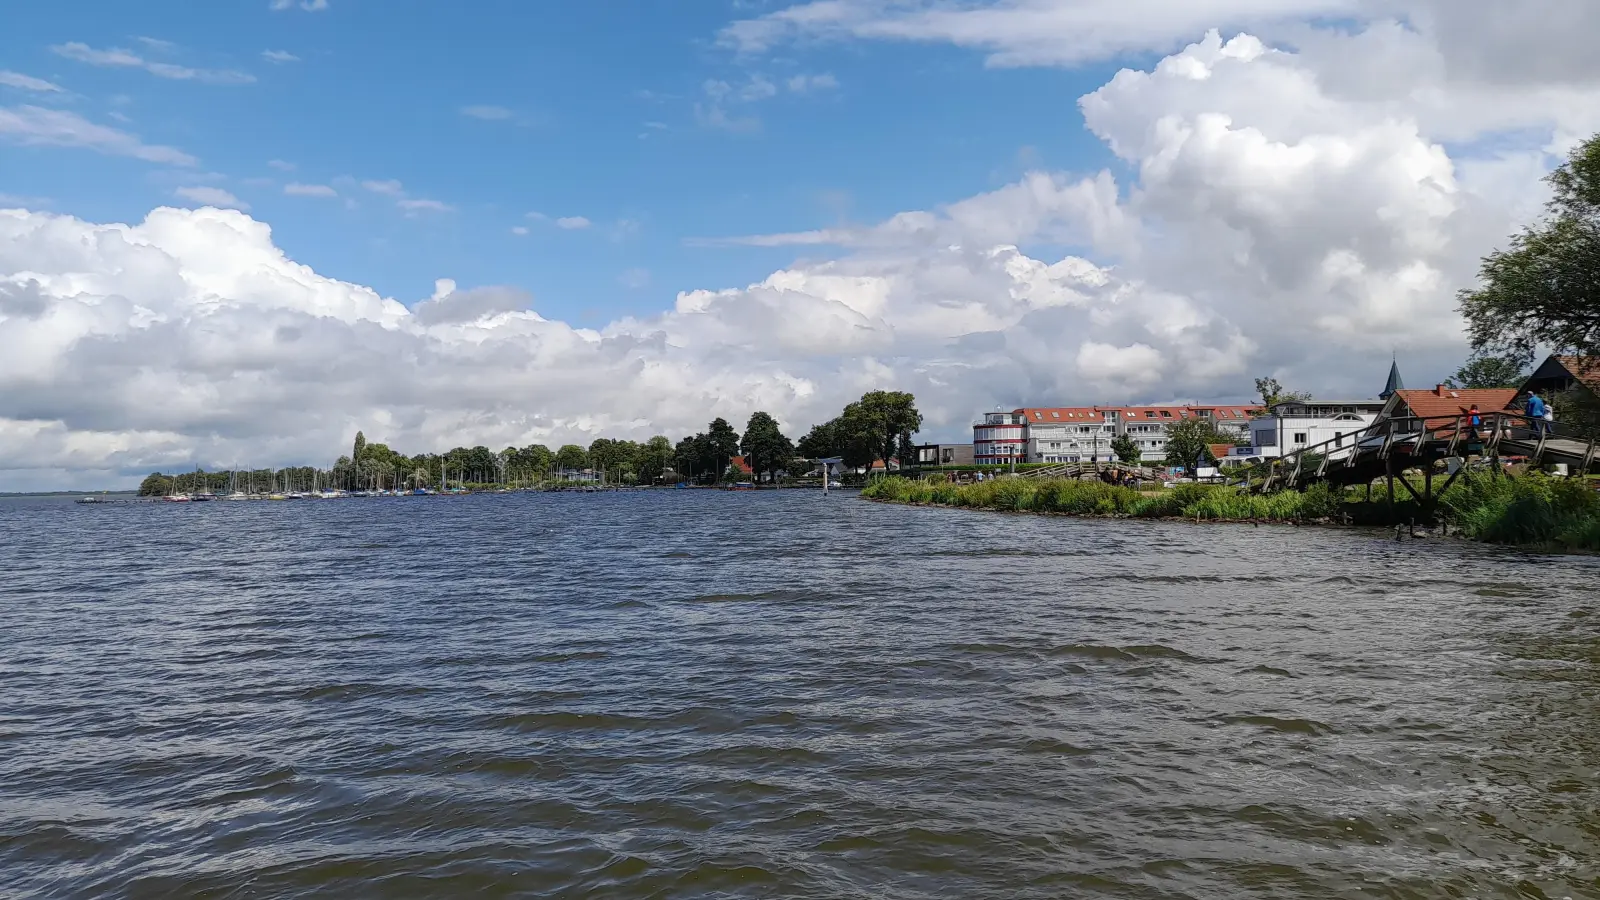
xmin=1467 ymin=404 xmax=1483 ymax=443
xmin=1526 ymin=390 xmax=1549 ymax=434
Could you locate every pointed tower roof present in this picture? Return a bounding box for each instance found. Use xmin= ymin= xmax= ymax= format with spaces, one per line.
xmin=1380 ymin=359 xmax=1404 ymax=399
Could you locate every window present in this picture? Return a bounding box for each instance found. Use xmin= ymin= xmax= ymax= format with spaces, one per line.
xmin=1293 ymin=432 xmax=1307 ymax=444
xmin=1160 ymin=410 xmax=1173 ymax=418
xmin=1145 ymin=411 xmax=1157 ymax=418
xmin=1051 ymin=411 xmax=1059 ymax=418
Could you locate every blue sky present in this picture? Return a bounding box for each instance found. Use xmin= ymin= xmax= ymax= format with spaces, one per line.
xmin=7 ymin=0 xmax=1587 ymax=488
xmin=2 ymin=0 xmax=1122 ymax=324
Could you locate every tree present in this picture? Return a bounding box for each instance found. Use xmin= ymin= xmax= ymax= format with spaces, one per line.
xmin=555 ymin=444 xmax=589 ymax=474
xmin=1445 ymin=353 xmax=1530 ymax=389
xmin=589 ymin=438 xmax=627 ymax=482
xmin=636 ymin=435 xmax=674 ymax=484
xmin=1460 ymin=133 xmax=1600 ymax=360
xmin=1555 ymin=385 xmax=1600 ymax=441
xmin=466 ymin=446 xmax=497 ymax=483
xmin=517 ymin=444 xmax=552 ymax=482
xmin=741 ymin=411 xmax=794 ymax=484
xmin=1163 ymin=418 xmax=1225 ymax=477
xmin=797 ymin=419 xmax=840 ymax=459
xmin=835 ymin=391 xmax=921 ymax=475
xmin=705 ymin=418 xmax=741 ymax=480
xmin=1254 ymin=377 xmax=1311 ymax=410
xmin=138 ymin=473 xmax=174 ymax=496
xmin=835 ymin=404 xmax=882 ymax=472
xmin=1111 ymin=434 xmax=1141 ymax=464
xmin=674 ymin=435 xmax=702 ymax=483
xmin=353 ymin=430 xmax=367 ymax=463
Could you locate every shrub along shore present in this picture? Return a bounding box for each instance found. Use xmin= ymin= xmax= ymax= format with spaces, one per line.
xmin=861 ymin=475 xmax=1600 ymax=552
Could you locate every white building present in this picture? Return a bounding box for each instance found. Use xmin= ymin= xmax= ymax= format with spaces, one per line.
xmin=1018 ymin=408 xmax=1117 ymax=463
xmin=1231 ymin=400 xmax=1386 ymax=462
xmin=973 ymin=403 xmax=1263 ymax=466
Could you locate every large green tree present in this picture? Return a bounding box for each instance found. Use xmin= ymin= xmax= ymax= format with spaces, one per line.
xmin=1460 ymin=134 xmax=1600 ymax=359
xmin=635 ymin=435 xmax=675 ymax=484
xmin=517 ymin=444 xmax=553 ymax=481
xmin=555 ymin=444 xmax=589 ymax=474
xmin=796 ymin=419 xmax=840 ymax=459
xmin=1446 ymin=354 xmax=1530 ymax=389
xmin=837 ymin=391 xmax=921 ymax=474
xmin=589 ymin=437 xmax=638 ymax=482
xmin=1111 ymin=434 xmax=1141 ymax=465
xmin=1163 ymin=418 xmax=1225 ymax=477
xmin=705 ymin=418 xmax=741 ymax=480
xmin=741 ymin=411 xmax=794 ymax=484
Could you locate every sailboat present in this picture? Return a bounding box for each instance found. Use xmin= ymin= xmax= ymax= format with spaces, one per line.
xmin=225 ymin=467 xmax=249 ymax=501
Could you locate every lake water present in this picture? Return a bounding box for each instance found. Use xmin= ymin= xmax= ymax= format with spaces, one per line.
xmin=2 ymin=491 xmax=1597 ymax=899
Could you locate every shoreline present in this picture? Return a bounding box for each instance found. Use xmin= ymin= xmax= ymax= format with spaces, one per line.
xmin=861 ymin=475 xmax=1600 ymax=554
xmin=861 ymin=495 xmax=1456 ymax=540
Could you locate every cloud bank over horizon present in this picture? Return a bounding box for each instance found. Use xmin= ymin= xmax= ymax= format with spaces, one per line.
xmin=3 ymin=16 xmax=1596 ymax=489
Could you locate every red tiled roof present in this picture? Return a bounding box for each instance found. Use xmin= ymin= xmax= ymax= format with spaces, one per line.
xmin=1555 ymin=355 xmax=1600 ymax=392
xmin=1105 ymin=405 xmax=1264 ymax=420
xmin=730 ymin=455 xmax=753 ymax=474
xmin=1019 ymin=407 xmax=1105 ymax=421
xmin=1392 ymin=387 xmax=1518 ymax=421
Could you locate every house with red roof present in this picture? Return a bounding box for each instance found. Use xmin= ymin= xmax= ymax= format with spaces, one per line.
xmin=1380 ymin=385 xmax=1519 ymax=425
xmin=974 ymin=403 xmax=1262 ymax=466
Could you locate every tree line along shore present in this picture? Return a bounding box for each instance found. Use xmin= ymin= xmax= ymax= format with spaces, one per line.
xmin=138 ymin=390 xmax=925 ymax=496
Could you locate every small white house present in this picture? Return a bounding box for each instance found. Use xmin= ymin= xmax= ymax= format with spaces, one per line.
xmin=1233 ymin=399 xmax=1386 ymax=460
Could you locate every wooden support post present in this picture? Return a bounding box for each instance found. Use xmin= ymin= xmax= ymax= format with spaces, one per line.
xmin=1435 ymin=463 xmax=1465 ymax=500
xmin=1424 ymin=466 xmax=1433 ymax=503
xmin=1397 ymin=471 xmax=1424 ymax=505
xmin=1386 ymin=456 xmax=1395 ymax=506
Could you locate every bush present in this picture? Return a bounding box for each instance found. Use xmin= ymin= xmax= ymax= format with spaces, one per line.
xmin=1438 ymin=472 xmax=1600 ymax=549
xmin=865 ymin=471 xmax=1600 ymax=550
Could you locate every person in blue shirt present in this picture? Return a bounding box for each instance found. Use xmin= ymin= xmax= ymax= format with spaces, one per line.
xmin=1526 ymin=390 xmax=1549 ymax=434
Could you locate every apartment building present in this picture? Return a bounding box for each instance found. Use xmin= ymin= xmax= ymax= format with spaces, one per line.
xmin=973 ymin=403 xmax=1262 ymax=465
xmin=1017 ymin=407 xmax=1116 ymax=463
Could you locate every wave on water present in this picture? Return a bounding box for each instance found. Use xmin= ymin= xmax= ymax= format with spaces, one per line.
xmin=3 ymin=490 xmax=1598 ymax=899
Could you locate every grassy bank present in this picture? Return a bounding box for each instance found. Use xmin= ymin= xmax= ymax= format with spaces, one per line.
xmin=862 ymin=475 xmax=1600 ymax=551
xmin=1436 ymin=474 xmax=1600 ymax=550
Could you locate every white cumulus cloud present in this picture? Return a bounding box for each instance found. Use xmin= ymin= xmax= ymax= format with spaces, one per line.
xmin=1 ymin=19 xmax=1588 ymax=489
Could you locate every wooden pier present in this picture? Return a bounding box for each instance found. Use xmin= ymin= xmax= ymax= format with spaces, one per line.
xmin=1231 ymin=411 xmax=1600 ymax=504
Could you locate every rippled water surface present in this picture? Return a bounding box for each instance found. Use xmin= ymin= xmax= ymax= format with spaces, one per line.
xmin=3 ymin=491 xmax=1598 ymax=899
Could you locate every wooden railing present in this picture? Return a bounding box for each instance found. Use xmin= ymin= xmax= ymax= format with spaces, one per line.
xmin=1227 ymin=410 xmax=1572 ymax=492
